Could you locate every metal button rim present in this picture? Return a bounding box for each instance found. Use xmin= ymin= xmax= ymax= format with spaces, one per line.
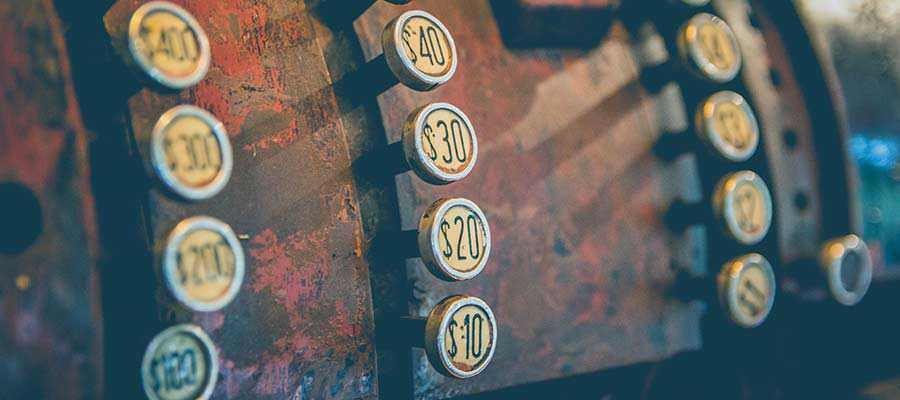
xmin=383 ymin=9 xmax=458 ymax=91
xmin=717 ymin=253 xmax=776 ymax=328
xmin=128 ymin=1 xmax=211 ymax=89
xmin=682 ymin=0 xmax=711 ymax=6
xmin=418 ymin=198 xmax=492 ymax=281
xmin=696 ymin=90 xmax=760 ymax=162
xmin=820 ymin=234 xmax=873 ymax=306
xmin=677 ymin=13 xmax=742 ymax=83
xmin=403 ymin=102 xmax=478 ymax=184
xmin=424 ymin=295 xmax=498 ymax=379
xmin=713 ymin=170 xmax=773 ymax=245
xmin=141 ymin=323 xmax=219 ymax=400
xmin=150 ymin=105 xmax=234 ymax=201
xmin=162 ymin=216 xmax=245 ymax=312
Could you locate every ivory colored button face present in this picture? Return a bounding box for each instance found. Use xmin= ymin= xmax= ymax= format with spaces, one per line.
xmin=696 ymin=91 xmax=759 ymax=162
xmin=162 ymin=216 xmax=245 ymax=312
xmin=425 ymin=295 xmax=497 ymax=379
xmin=142 ymin=324 xmax=218 ymax=400
xmin=128 ymin=1 xmax=210 ymax=89
xmin=820 ymin=235 xmax=873 ymax=306
xmin=717 ymin=253 xmax=776 ymax=328
xmin=418 ymin=198 xmax=491 ymax=281
xmin=677 ymin=13 xmax=742 ymax=83
xmin=384 ymin=10 xmax=458 ymax=91
xmin=403 ymin=103 xmax=478 ymax=184
xmin=713 ymin=171 xmax=773 ymax=245
xmin=150 ymin=105 xmax=233 ymax=201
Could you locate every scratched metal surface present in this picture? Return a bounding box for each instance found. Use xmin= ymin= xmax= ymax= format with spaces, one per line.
xmin=0 ymin=0 xmax=104 ymax=398
xmin=356 ymin=2 xmax=707 ymax=398
xmin=101 ymin=1 xmax=378 ymax=398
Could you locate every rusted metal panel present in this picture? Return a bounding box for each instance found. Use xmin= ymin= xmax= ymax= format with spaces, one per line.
xmin=491 ymin=0 xmax=620 ymax=48
xmin=0 ymin=0 xmax=103 ymax=398
xmin=100 ymin=1 xmax=378 ymax=398
xmin=356 ymin=2 xmax=704 ymax=398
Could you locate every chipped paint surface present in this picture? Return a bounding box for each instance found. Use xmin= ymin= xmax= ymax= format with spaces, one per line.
xmin=104 ymin=1 xmax=377 ymax=398
xmin=0 ymin=0 xmax=103 ymax=398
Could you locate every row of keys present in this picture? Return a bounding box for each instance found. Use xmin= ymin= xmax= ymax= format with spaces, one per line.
xmin=661 ymin=6 xmax=779 ymax=327
xmin=695 ymin=10 xmax=776 ymax=327
xmin=140 ymin=294 xmax=499 ymax=399
xmin=379 ymin=8 xmax=500 ymax=379
xmin=125 ymin=4 xmax=245 ymax=311
xmin=124 ymin=4 xmax=458 ymax=95
xmin=123 ymin=4 xmax=247 ymax=400
xmin=664 ymin=7 xmax=874 ymax=327
xmin=147 ymin=101 xmax=478 ymax=200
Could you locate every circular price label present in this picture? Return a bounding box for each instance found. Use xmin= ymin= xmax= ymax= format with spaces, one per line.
xmin=713 ymin=170 xmax=773 ymax=245
xmin=403 ymin=103 xmax=478 ymax=184
xmin=425 ymin=295 xmax=497 ymax=379
xmin=162 ymin=216 xmax=245 ymax=312
xmin=384 ymin=10 xmax=458 ymax=91
xmin=142 ymin=324 xmax=218 ymax=400
xmin=696 ymin=91 xmax=759 ymax=162
xmin=150 ymin=105 xmax=233 ymax=201
xmin=128 ymin=1 xmax=210 ymax=89
xmin=418 ymin=198 xmax=491 ymax=281
xmin=678 ymin=13 xmax=742 ymax=83
xmin=717 ymin=253 xmax=776 ymax=328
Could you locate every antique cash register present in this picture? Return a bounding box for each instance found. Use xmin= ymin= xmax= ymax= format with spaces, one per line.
xmin=2 ymin=0 xmax=900 ymax=398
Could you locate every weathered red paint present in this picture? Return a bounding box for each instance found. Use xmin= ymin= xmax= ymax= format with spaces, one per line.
xmin=102 ymin=1 xmax=379 ymax=398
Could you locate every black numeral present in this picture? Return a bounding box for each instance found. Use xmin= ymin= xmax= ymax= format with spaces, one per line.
xmin=151 ymin=348 xmax=198 ymax=393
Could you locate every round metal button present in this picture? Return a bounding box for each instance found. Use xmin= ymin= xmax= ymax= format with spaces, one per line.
xmin=162 ymin=216 xmax=245 ymax=312
xmin=402 ymin=103 xmax=478 ymax=184
xmin=682 ymin=0 xmax=711 ymax=6
xmin=819 ymin=234 xmax=873 ymax=306
xmin=418 ymin=198 xmax=491 ymax=281
xmin=696 ymin=91 xmax=759 ymax=162
xmin=142 ymin=324 xmax=218 ymax=400
xmin=127 ymin=1 xmax=211 ymax=89
xmin=425 ymin=295 xmax=498 ymax=379
xmin=383 ymin=10 xmax=458 ymax=91
xmin=677 ymin=13 xmax=742 ymax=83
xmin=149 ymin=105 xmax=233 ymax=201
xmin=717 ymin=253 xmax=776 ymax=328
xmin=713 ymin=170 xmax=773 ymax=245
